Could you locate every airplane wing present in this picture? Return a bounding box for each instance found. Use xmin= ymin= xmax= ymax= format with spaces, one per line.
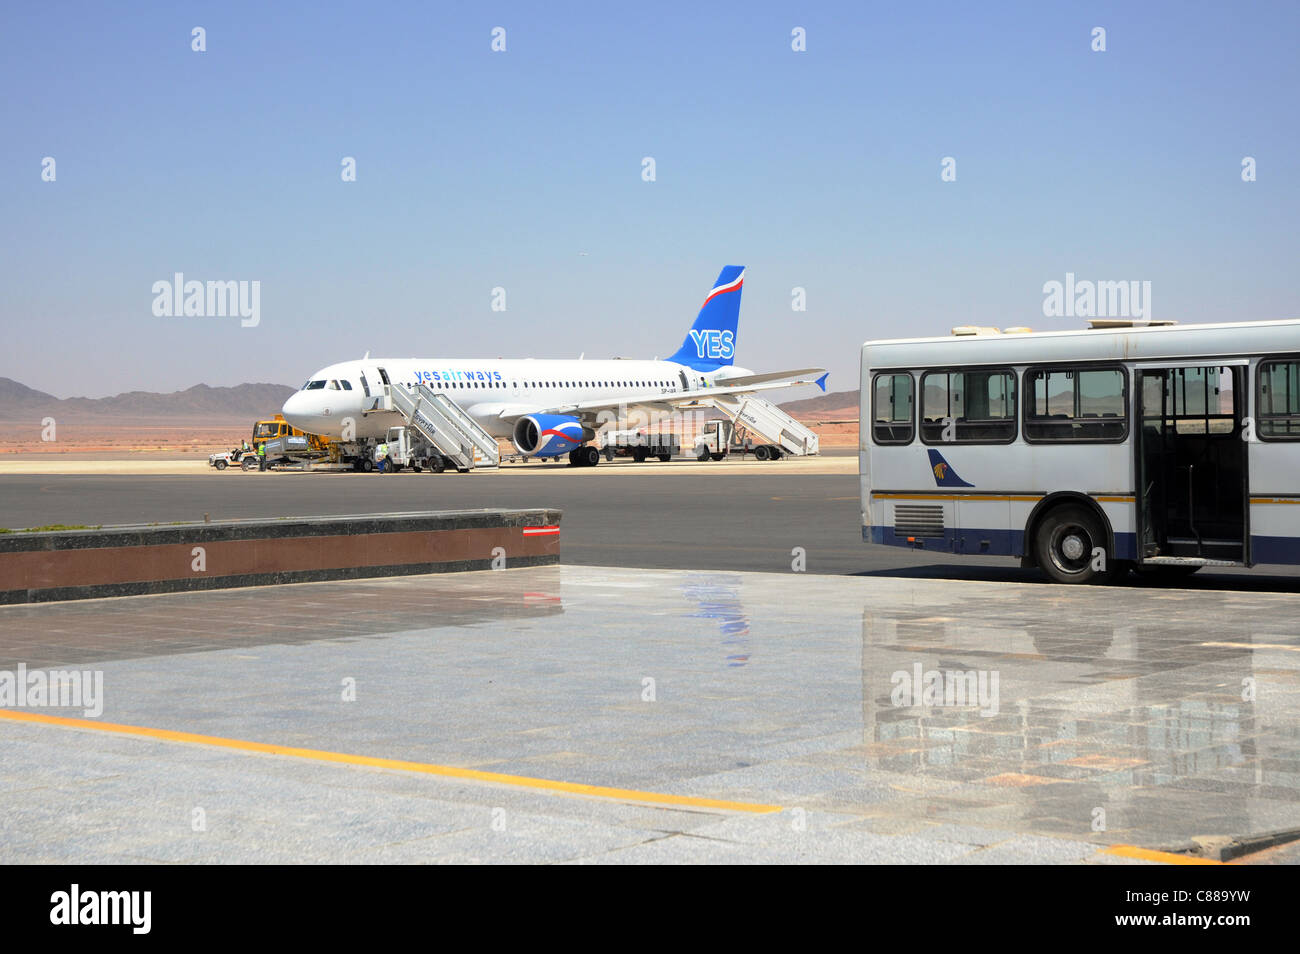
xmin=487 ymin=369 xmax=828 ymax=425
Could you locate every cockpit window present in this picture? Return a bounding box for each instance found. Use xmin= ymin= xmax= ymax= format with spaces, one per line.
xmin=328 ymin=380 xmax=340 ymax=390
xmin=341 ymin=380 xmax=353 ymax=390
xmin=305 ymin=380 xmax=327 ymax=390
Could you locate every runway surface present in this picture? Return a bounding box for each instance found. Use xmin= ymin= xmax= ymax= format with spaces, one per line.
xmin=3 ymin=469 xmax=1300 ymax=590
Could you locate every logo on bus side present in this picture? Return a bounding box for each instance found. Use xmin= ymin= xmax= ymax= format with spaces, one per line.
xmin=927 ymin=449 xmax=973 ymax=488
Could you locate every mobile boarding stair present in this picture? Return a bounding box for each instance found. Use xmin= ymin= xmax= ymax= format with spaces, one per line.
xmin=385 ymin=383 xmax=500 ymax=471
xmin=705 ymin=393 xmax=820 ymax=457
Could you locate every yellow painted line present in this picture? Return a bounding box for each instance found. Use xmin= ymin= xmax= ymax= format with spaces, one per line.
xmin=1251 ymin=497 xmax=1300 ymax=505
xmin=1102 ymin=844 xmax=1224 ymax=865
xmin=0 ymin=709 xmax=781 ymax=815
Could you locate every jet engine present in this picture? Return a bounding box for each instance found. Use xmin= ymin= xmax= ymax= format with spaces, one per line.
xmin=512 ymin=414 xmax=593 ymax=457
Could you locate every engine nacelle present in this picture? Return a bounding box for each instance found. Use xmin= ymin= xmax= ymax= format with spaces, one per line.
xmin=512 ymin=414 xmax=592 ymax=458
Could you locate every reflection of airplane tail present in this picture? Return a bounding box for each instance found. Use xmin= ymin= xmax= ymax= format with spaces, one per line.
xmin=681 ymin=574 xmax=751 ymax=668
xmin=668 ymin=266 xmax=744 ymax=371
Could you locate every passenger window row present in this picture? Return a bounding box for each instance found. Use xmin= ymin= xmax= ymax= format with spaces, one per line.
xmin=872 ymin=365 xmax=1129 ymax=445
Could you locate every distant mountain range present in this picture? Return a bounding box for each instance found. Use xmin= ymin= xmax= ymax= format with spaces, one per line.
xmin=0 ymin=378 xmax=296 ymax=419
xmin=778 ymin=388 xmax=860 ymax=419
xmin=0 ymin=376 xmax=859 ymax=422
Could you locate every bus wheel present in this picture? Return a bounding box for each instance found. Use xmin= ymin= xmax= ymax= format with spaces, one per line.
xmin=1035 ymin=505 xmax=1113 ymax=584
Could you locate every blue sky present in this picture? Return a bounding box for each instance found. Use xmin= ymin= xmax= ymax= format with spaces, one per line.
xmin=2 ymin=0 xmax=1297 ymax=398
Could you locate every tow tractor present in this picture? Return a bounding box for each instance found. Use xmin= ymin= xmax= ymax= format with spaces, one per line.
xmin=208 ymin=447 xmax=255 ymax=471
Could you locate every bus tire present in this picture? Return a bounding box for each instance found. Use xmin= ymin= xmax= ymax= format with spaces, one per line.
xmin=1034 ymin=505 xmax=1113 ymax=585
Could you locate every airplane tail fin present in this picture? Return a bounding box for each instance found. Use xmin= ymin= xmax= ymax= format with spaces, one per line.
xmin=667 ymin=265 xmax=744 ymax=371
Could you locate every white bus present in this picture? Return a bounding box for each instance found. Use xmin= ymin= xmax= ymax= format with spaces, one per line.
xmin=859 ymin=319 xmax=1300 ymax=583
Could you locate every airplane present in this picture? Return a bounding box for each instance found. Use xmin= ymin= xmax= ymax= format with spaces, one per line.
xmin=281 ymin=266 xmax=827 ymax=466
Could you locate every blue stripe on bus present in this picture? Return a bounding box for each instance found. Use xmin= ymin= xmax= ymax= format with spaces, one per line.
xmin=1248 ymin=536 xmax=1300 ymax=565
xmin=866 ymin=525 xmax=1139 ymax=560
xmin=867 ymin=527 xmax=1300 ymax=567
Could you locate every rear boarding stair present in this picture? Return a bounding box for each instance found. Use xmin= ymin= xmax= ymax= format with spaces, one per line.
xmin=704 ymin=393 xmax=820 ymax=457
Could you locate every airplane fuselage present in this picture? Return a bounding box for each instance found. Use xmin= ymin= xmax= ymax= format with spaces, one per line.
xmin=282 ymin=357 xmax=745 ymax=440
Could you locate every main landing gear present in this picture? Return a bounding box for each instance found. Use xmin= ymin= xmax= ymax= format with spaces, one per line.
xmin=567 ymin=445 xmax=602 ymax=467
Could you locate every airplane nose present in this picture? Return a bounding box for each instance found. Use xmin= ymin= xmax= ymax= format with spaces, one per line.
xmin=281 ymin=391 xmax=310 ymax=426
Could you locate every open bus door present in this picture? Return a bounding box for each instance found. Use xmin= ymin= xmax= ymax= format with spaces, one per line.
xmin=1134 ymin=365 xmax=1249 ymax=567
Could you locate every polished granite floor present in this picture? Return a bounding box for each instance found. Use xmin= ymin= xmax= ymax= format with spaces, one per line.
xmin=1 ymin=566 xmax=1297 ymax=863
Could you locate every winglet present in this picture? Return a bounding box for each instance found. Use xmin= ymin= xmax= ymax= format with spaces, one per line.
xmin=815 ymin=372 xmax=829 ymax=392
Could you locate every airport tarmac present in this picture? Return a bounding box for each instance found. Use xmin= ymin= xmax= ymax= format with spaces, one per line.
xmin=0 ymin=452 xmax=857 ymax=477
xmin=2 ymin=565 xmax=1297 ymax=863
xmin=4 ymin=468 xmax=1300 ymax=589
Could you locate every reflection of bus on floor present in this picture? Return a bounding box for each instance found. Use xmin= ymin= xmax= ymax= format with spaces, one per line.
xmin=859 ymin=319 xmax=1300 ymax=583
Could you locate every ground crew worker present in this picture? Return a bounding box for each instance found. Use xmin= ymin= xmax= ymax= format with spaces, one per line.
xmin=257 ymin=441 xmax=267 ymax=471
xmin=376 ymin=441 xmax=389 ymax=474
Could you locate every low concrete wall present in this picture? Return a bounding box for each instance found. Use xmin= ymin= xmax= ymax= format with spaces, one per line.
xmin=0 ymin=509 xmax=561 ymax=604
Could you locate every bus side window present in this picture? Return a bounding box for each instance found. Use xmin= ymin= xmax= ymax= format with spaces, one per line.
xmin=921 ymin=370 xmax=1016 ymax=443
xmin=872 ymin=373 xmax=914 ymax=444
xmin=1025 ymin=367 xmax=1127 ymax=442
xmin=1259 ymin=360 xmax=1300 ymax=440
